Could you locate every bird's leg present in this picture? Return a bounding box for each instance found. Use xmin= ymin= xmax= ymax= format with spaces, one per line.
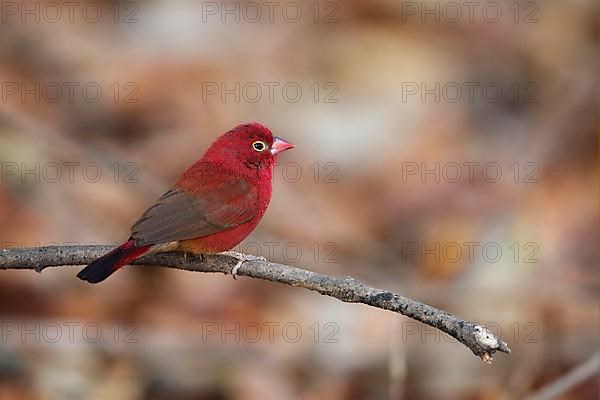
xmin=218 ymin=251 xmax=267 ymax=279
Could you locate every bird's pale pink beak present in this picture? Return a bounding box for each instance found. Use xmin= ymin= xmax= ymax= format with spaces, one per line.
xmin=270 ymin=136 xmax=295 ymax=155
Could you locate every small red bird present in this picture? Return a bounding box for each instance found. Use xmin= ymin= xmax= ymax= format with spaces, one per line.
xmin=77 ymin=122 xmax=294 ymax=283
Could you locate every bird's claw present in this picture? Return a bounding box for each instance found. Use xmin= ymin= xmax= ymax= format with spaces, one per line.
xmin=219 ymin=251 xmax=266 ymax=280
xmin=231 ymin=260 xmax=244 ymax=279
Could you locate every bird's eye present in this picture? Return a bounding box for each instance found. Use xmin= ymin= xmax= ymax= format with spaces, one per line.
xmin=252 ymin=141 xmax=266 ymax=152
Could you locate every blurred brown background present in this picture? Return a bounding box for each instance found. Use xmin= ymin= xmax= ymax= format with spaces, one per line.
xmin=0 ymin=0 xmax=598 ymax=399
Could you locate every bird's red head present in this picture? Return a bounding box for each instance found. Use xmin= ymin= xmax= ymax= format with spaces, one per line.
xmin=205 ymin=122 xmax=294 ymax=171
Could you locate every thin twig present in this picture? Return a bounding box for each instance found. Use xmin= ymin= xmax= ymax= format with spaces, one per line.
xmin=525 ymin=353 xmax=599 ymax=400
xmin=0 ymin=245 xmax=511 ymax=363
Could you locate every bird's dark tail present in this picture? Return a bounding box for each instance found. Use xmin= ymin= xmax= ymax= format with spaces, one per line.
xmin=77 ymin=239 xmax=150 ymax=284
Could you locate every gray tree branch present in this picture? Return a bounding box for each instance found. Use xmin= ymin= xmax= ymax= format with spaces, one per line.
xmin=0 ymin=245 xmax=510 ymax=363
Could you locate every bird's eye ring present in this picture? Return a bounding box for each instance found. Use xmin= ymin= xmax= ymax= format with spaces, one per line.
xmin=252 ymin=141 xmax=266 ymax=152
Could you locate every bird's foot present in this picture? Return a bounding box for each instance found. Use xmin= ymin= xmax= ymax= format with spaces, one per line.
xmin=219 ymin=251 xmax=266 ymax=280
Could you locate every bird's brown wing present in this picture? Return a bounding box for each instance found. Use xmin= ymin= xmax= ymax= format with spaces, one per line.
xmin=130 ymin=176 xmax=258 ymax=247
